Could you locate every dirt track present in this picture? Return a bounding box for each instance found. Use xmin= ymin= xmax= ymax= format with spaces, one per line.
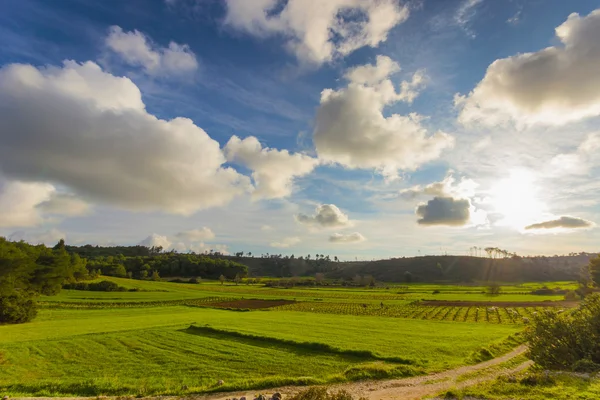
xmin=191 ymin=345 xmax=531 ymax=400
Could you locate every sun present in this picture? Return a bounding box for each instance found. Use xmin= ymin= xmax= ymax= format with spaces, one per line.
xmin=488 ymin=169 xmax=546 ymax=229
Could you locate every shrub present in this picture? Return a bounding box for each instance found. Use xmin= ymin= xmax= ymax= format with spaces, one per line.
xmin=0 ymin=292 xmax=38 ymax=324
xmin=63 ymin=280 xmax=126 ymax=292
xmin=288 ymin=387 xmax=365 ymax=400
xmin=564 ymin=290 xmax=579 ymax=301
xmin=525 ymin=294 xmax=600 ymax=371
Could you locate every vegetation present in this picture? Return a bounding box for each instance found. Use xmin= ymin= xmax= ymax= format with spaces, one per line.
xmin=0 ymin=238 xmax=88 ymax=324
xmin=0 ymin=237 xmax=595 ymax=397
xmin=0 ymin=292 xmax=520 ymax=396
xmin=526 ymin=294 xmax=600 ymax=372
xmin=441 ymin=371 xmax=600 ymax=399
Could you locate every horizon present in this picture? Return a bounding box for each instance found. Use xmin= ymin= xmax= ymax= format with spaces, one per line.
xmin=1 ymin=0 xmax=600 ymax=259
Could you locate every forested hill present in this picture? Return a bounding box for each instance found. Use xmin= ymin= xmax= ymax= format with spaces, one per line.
xmin=63 ymin=244 xmax=595 ymax=282
xmin=222 ymin=253 xmax=595 ymax=283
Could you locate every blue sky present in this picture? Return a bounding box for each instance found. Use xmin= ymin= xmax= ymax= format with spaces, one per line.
xmin=1 ymin=0 xmax=600 ymax=259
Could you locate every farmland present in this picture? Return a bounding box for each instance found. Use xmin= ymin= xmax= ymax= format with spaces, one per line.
xmin=0 ymin=276 xmax=578 ymax=397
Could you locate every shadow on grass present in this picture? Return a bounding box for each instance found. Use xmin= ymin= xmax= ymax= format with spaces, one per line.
xmin=182 ymin=324 xmax=417 ymax=365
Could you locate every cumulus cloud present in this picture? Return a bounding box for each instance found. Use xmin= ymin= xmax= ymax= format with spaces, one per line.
xmin=106 ymin=26 xmax=198 ymax=76
xmin=550 ymin=133 xmax=600 ymax=176
xmin=9 ymin=229 xmax=66 ymax=246
xmin=457 ymin=9 xmax=600 ymax=126
xmin=0 ymin=181 xmax=90 ymax=228
xmin=189 ymin=242 xmax=229 ymax=255
xmin=175 ymin=227 xmax=215 ymax=241
xmin=0 ymin=61 xmax=250 ymax=215
xmin=224 ymin=136 xmax=318 ymax=199
xmin=139 ymin=233 xmax=172 ymax=249
xmin=36 ymin=193 xmax=91 ymax=217
xmin=270 ymin=236 xmax=301 ymax=248
xmin=139 ymin=232 xmax=229 ymax=254
xmin=329 ymin=232 xmax=366 ymax=243
xmin=313 ymin=56 xmax=453 ymax=180
xmin=296 ymin=204 xmax=351 ymax=228
xmin=416 ymin=196 xmax=471 ymax=226
xmin=223 ymin=0 xmax=409 ymax=65
xmin=401 ymin=174 xmax=478 ymax=199
xmin=0 ymin=181 xmax=54 ymax=228
xmin=525 ymin=216 xmax=594 ymax=230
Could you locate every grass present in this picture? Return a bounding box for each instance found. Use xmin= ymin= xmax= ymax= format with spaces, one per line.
xmin=2 ymin=278 xmax=577 ymax=397
xmin=0 ymin=306 xmax=519 ymax=396
xmin=40 ymin=276 xmax=570 ymax=304
xmin=444 ymin=371 xmax=600 ymax=399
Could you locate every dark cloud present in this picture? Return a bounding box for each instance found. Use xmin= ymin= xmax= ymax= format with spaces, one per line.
xmin=525 ymin=216 xmax=593 ymax=230
xmin=416 ymin=196 xmax=470 ymax=226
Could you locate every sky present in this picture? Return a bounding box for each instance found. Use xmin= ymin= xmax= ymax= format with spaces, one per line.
xmin=1 ymin=0 xmax=600 ymax=260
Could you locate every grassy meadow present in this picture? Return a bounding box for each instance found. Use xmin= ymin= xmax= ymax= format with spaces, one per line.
xmin=0 ymin=277 xmax=576 ymax=397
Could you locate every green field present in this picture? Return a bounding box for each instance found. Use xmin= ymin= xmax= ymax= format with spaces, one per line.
xmin=1 ymin=277 xmax=578 ymax=397
xmin=0 ymin=306 xmax=520 ymax=396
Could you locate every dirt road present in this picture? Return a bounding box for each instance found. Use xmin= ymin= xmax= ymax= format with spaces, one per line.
xmin=195 ymin=345 xmax=531 ymax=400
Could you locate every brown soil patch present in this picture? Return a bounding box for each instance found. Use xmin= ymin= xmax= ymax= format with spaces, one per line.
xmin=420 ymin=300 xmax=578 ymax=307
xmin=206 ymin=299 xmax=296 ymax=309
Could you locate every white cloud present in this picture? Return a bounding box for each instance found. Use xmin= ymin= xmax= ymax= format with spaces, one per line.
xmin=457 ymin=9 xmax=600 ymax=126
xmin=106 ymin=26 xmax=198 ymax=76
xmin=224 ymin=135 xmax=319 ymax=199
xmin=313 ymin=56 xmax=453 ymax=180
xmin=175 ymin=227 xmax=215 ymax=241
xmin=36 ymin=193 xmax=91 ymax=217
xmin=270 ymin=236 xmax=301 ymax=248
xmin=400 ymin=173 xmax=478 ymax=200
xmin=296 ymin=204 xmax=351 ymax=228
xmin=0 ymin=61 xmax=250 ymax=215
xmin=189 ymin=242 xmax=229 ymax=255
xmin=415 ymin=196 xmax=472 ymax=226
xmin=139 ymin=233 xmax=172 ymax=249
xmin=454 ymin=0 xmax=483 ymax=37
xmin=550 ymin=133 xmax=600 ymax=176
xmin=0 ymin=181 xmax=90 ymax=228
xmin=223 ymin=0 xmax=409 ymax=65
xmin=525 ymin=216 xmax=594 ymax=231
xmin=261 ymin=224 xmax=274 ymax=231
xmin=9 ymin=228 xmax=67 ymax=246
xmin=0 ymin=181 xmax=54 ymax=228
xmin=329 ymin=232 xmax=366 ymax=243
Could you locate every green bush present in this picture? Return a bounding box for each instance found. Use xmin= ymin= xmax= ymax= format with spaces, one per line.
xmin=0 ymin=292 xmax=38 ymax=324
xmin=526 ymin=294 xmax=600 ymax=371
xmin=288 ymin=387 xmax=365 ymax=400
xmin=62 ymin=280 xmax=126 ymax=292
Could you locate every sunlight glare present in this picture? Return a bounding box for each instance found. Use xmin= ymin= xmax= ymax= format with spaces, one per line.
xmin=489 ymin=169 xmax=546 ymax=229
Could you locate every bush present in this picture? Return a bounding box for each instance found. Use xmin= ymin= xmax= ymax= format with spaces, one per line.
xmin=288 ymin=387 xmax=364 ymax=400
xmin=0 ymin=292 xmax=38 ymax=324
xmin=63 ymin=280 xmax=126 ymax=292
xmin=564 ymin=290 xmax=579 ymax=301
xmin=525 ymin=294 xmax=600 ymax=371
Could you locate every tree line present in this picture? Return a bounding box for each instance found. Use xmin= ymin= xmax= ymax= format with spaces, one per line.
xmin=0 ymin=239 xmax=249 ymax=324
xmin=0 ymin=238 xmax=88 ymax=323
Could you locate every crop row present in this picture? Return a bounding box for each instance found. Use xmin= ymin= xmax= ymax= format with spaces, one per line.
xmin=271 ymin=302 xmax=551 ymax=324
